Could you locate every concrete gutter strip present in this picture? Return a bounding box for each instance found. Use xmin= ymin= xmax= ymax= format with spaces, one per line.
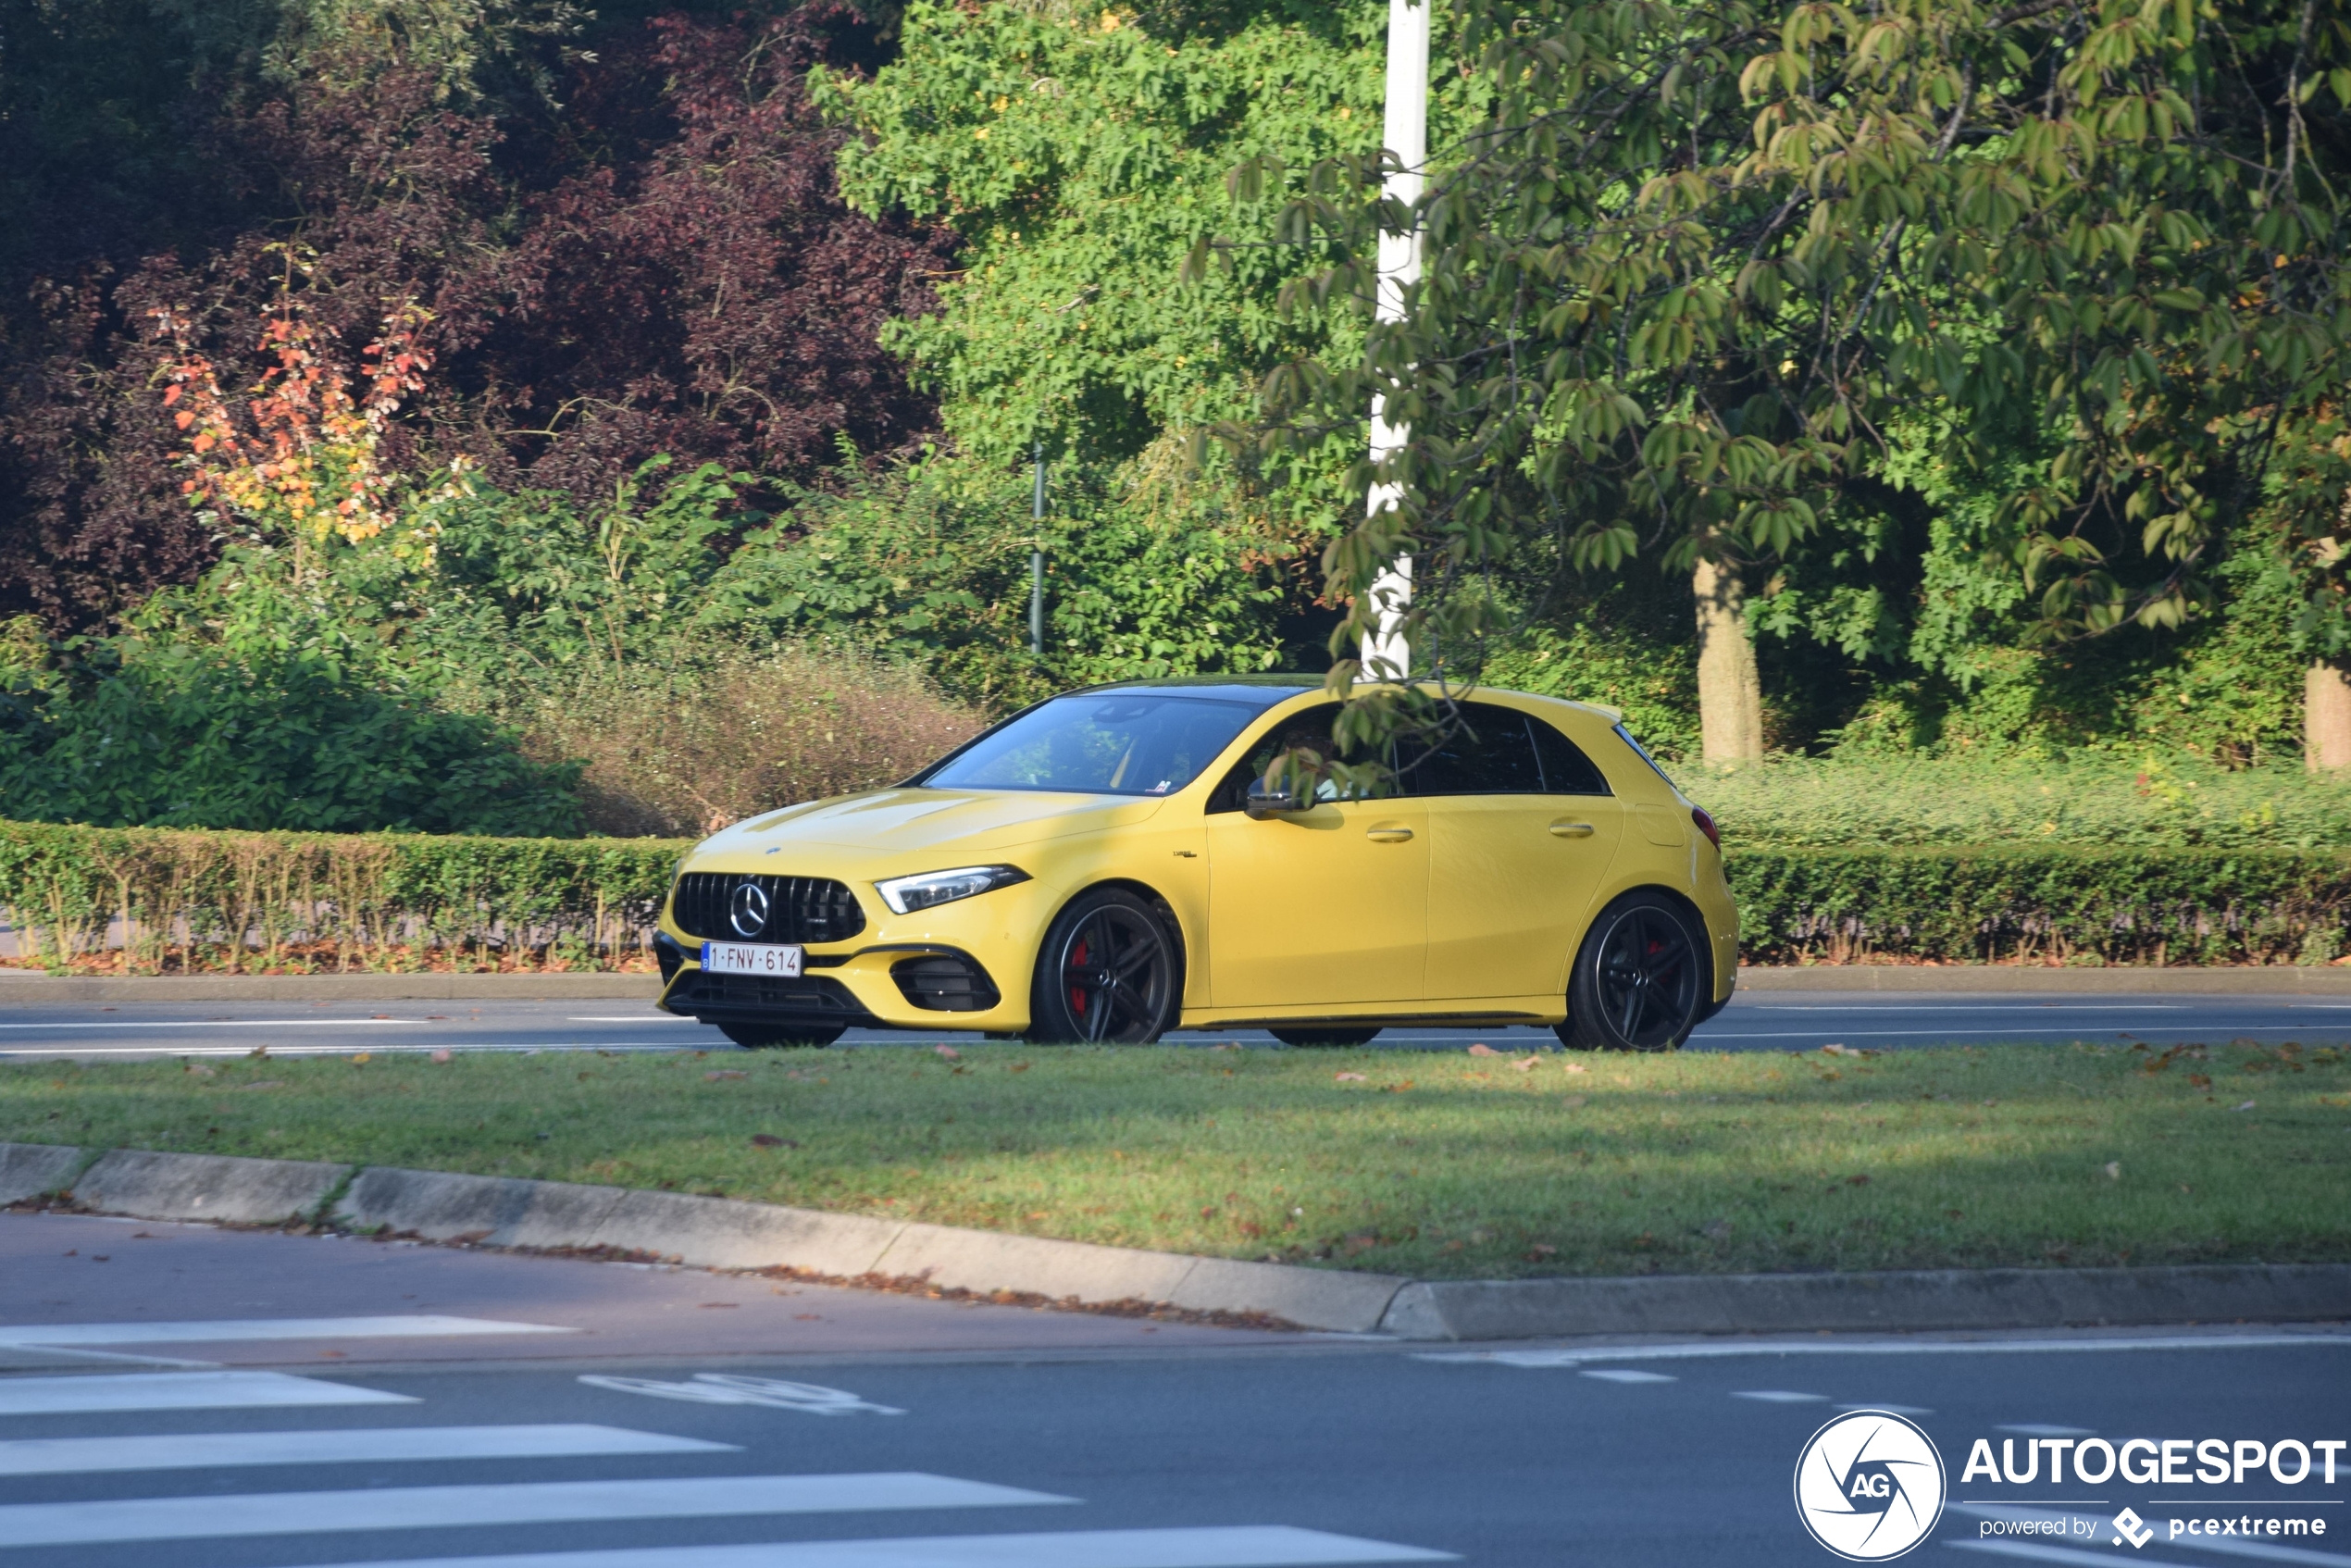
xmin=9 ymin=1141 xmax=2345 ymax=1338
xmin=2 ymin=965 xmax=2349 ymax=1002
xmin=0 ymin=973 xmax=659 ymax=1002
xmin=70 ymin=1149 xmax=352 ymax=1226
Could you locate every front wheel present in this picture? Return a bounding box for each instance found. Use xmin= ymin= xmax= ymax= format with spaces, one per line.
xmin=1556 ymin=891 xmax=1709 ymax=1052
xmin=719 ymin=1023 xmax=846 ymax=1050
xmin=1026 ymin=888 xmax=1178 ymax=1044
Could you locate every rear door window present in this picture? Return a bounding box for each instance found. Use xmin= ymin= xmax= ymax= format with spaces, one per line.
xmin=1393 ymin=703 xmax=1546 ymax=795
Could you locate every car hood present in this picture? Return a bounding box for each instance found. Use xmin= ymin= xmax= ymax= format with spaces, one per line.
xmin=709 ymin=788 xmax=1164 ymax=858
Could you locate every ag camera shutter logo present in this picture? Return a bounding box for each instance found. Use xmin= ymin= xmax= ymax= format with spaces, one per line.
xmin=1795 ymin=1409 xmax=1948 ymax=1560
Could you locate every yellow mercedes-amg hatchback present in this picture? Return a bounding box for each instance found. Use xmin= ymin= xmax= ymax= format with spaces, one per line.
xmin=654 ymin=676 xmax=1736 ymax=1051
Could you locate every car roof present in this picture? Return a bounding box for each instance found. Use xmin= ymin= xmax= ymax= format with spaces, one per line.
xmin=1076 ymin=674 xmax=1620 ymax=723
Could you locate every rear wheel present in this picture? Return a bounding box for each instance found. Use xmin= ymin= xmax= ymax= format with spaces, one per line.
xmin=719 ymin=1023 xmax=846 ymax=1050
xmin=1556 ymin=891 xmax=1708 ymax=1052
xmin=1026 ymin=888 xmax=1178 ymax=1044
xmin=1270 ymin=1027 xmax=1382 ymax=1048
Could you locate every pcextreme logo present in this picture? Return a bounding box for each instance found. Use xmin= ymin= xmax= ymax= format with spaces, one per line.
xmin=1794 ymin=1410 xmax=1949 ymax=1561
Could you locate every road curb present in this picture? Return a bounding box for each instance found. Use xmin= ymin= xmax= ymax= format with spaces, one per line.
xmin=0 ymin=973 xmax=659 ymax=1002
xmin=10 ymin=1141 xmax=2345 ymax=1338
xmin=1734 ymin=965 xmax=2351 ymax=994
xmin=1376 ymin=1264 xmax=2351 ymax=1339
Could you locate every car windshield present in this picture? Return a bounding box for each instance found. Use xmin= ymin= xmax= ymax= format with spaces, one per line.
xmin=922 ymin=693 xmax=1263 ymax=797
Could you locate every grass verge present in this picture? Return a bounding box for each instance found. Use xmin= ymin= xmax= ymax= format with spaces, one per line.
xmin=5 ymin=1040 xmax=2345 ymax=1280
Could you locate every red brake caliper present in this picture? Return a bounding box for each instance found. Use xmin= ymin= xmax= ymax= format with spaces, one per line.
xmin=1068 ymin=935 xmax=1089 ymax=1015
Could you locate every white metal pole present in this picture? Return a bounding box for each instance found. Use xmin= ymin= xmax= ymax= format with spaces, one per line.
xmin=1360 ymin=0 xmax=1426 ymax=682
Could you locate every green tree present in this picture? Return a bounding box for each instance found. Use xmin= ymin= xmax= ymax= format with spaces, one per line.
xmin=1236 ymin=0 xmax=2349 ymax=768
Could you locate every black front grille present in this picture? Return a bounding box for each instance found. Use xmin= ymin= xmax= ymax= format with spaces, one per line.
xmin=672 ymin=873 xmax=865 ymax=944
xmin=891 ymin=952 xmax=1001 ymax=1013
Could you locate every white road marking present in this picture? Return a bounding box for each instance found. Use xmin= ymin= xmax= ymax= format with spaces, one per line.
xmin=566 ymin=1016 xmax=691 ymax=1023
xmin=1753 ymin=1005 xmax=2191 ymax=1013
xmin=0 ymin=1315 xmax=573 ymax=1347
xmin=0 ymin=1425 xmax=735 ymax=1475
xmin=579 ymin=1375 xmax=902 ymax=1415
xmin=0 ymin=1371 xmax=414 ymax=1415
xmin=278 ymin=1525 xmax=1459 ymax=1567
xmin=1418 ymin=1333 xmax=2351 ymax=1367
xmin=1734 ymin=1389 xmax=1828 ymax=1402
xmin=0 ymin=1472 xmax=1073 ymax=1547
xmin=1998 ymin=1424 xmax=2097 ymax=1437
xmin=0 ymin=1018 xmax=423 ymax=1030
xmin=1578 ymin=1369 xmax=1675 ymax=1384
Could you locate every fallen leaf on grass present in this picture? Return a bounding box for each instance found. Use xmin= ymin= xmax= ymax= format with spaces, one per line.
xmin=1563 ymin=1062 xmax=1587 ymax=1075
xmin=2233 ymin=1100 xmax=2256 ymax=1112
xmin=429 ymin=1049 xmax=452 ymax=1064
xmin=750 ymin=1133 xmax=798 ymax=1149
xmin=705 ymin=1069 xmax=749 ymax=1082
xmin=183 ymin=1064 xmax=215 ymax=1076
xmin=934 ymin=1045 xmax=961 ymax=1060
xmin=1511 ymin=1055 xmax=1540 ymax=1071
xmin=1334 ymin=1071 xmax=1367 ymax=1082
xmin=350 ymin=1052 xmax=371 ymax=1065
xmin=1467 ymin=1043 xmax=1500 ymax=1057
xmin=2104 ymin=1161 xmax=2121 ymax=1180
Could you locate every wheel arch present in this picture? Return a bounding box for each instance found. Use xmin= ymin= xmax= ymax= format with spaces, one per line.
xmin=1050 ymin=876 xmax=1189 ymax=1000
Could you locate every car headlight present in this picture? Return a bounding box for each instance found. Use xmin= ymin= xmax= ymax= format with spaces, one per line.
xmin=874 ymin=865 xmax=1030 ymax=915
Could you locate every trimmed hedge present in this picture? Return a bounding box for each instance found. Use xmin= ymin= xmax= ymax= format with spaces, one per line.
xmin=2 ymin=821 xmax=2345 ymax=973
xmin=1729 ymin=845 xmax=2351 ymax=967
xmin=0 ymin=820 xmax=688 ymax=972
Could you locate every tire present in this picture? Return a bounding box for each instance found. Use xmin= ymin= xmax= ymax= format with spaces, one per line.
xmin=1270 ymin=1027 xmax=1382 ymax=1048
xmin=719 ymin=1022 xmax=846 ymax=1050
xmin=1556 ymin=890 xmax=1710 ymax=1052
xmin=1026 ymin=887 xmax=1178 ymax=1044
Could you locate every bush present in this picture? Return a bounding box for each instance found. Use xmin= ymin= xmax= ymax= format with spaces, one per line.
xmin=0 ymin=821 xmax=682 ymax=974
xmin=0 ymin=616 xmax=582 ymax=838
xmin=1687 ymin=754 xmax=2351 ymax=851
xmin=6 ymin=817 xmax=2345 ymax=975
xmin=1729 ymin=845 xmax=2351 ymax=967
xmin=519 ymin=647 xmax=983 ymax=839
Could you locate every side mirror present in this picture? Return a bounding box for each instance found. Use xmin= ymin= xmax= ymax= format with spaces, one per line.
xmin=1244 ymin=777 xmax=1303 ymax=819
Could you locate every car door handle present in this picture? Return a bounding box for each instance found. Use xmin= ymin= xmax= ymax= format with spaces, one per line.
xmin=1364 ymin=826 xmax=1414 ymax=843
xmin=1549 ymin=820 xmax=1597 ymax=839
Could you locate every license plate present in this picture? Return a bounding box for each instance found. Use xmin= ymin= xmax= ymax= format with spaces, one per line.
xmin=701 ymin=941 xmax=804 ymax=977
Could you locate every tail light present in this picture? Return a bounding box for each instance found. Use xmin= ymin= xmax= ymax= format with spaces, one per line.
xmin=1690 ymin=805 xmax=1722 ymax=851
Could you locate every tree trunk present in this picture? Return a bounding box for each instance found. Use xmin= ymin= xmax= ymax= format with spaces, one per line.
xmin=1693 ymin=553 xmax=1764 ymax=764
xmin=2309 ymin=659 xmax=2351 ymax=771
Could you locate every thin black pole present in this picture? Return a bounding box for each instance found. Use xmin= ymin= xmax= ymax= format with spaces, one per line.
xmin=1029 ymin=442 xmax=1046 ymax=657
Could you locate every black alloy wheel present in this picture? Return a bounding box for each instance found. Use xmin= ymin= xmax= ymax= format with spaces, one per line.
xmin=719 ymin=1022 xmax=847 ymax=1050
xmin=1027 ymin=888 xmax=1178 ymax=1044
xmin=1270 ymin=1027 xmax=1383 ymax=1048
xmin=1557 ymin=890 xmax=1709 ymax=1052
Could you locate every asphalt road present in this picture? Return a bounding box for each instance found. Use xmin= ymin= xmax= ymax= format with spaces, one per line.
xmin=0 ymin=991 xmax=2347 ymax=1059
xmin=3 ymin=1212 xmax=2345 ymax=1568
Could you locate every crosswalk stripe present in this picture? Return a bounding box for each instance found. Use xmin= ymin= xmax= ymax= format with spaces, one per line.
xmin=273 ymin=1525 xmax=1459 ymax=1567
xmin=0 ymin=1314 xmax=573 ymax=1346
xmin=0 ymin=1424 xmax=735 ymax=1475
xmin=0 ymin=1371 xmax=414 ymax=1415
xmin=0 ymin=1472 xmax=1072 ymax=1546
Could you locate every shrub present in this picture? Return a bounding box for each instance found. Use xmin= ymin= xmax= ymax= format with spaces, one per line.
xmin=1729 ymin=845 xmax=2351 ymax=967
xmin=519 ymin=647 xmax=983 ymax=838
xmin=0 ymin=821 xmax=681 ymax=974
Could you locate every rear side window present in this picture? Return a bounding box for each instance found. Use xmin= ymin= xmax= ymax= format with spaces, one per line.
xmin=1612 ymin=722 xmax=1679 ymax=789
xmin=1529 ymin=719 xmax=1611 ymax=795
xmin=1395 ymin=702 xmax=1614 ymax=796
